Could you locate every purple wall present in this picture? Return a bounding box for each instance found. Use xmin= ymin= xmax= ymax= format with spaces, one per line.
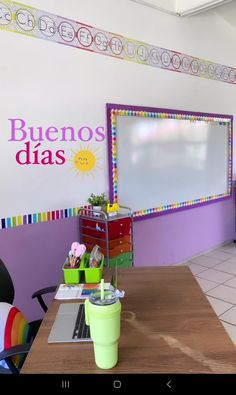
xmin=134 ymin=198 xmax=234 ymax=266
xmin=0 ymin=217 xmax=79 ymax=322
xmin=0 ymin=198 xmax=234 ymax=321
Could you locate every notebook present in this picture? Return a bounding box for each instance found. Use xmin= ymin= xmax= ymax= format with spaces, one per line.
xmin=54 ymin=283 xmax=111 ymax=300
xmin=48 ymin=303 xmax=92 ymax=343
xmin=54 ymin=284 xmax=82 ymax=300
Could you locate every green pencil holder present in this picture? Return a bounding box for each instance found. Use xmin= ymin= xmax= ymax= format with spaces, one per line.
xmin=81 ymin=253 xmax=104 ymax=284
xmin=63 ymin=261 xmax=81 ymax=284
xmin=63 ymin=253 xmax=104 ymax=284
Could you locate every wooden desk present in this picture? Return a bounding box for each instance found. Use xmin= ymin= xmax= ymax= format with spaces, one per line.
xmin=21 ymin=267 xmax=236 ymax=373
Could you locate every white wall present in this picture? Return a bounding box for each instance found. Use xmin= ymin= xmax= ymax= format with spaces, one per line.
xmin=177 ymin=0 xmax=232 ymax=12
xmin=1 ymin=0 xmax=236 ymax=219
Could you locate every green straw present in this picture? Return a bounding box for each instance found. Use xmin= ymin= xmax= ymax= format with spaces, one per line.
xmin=100 ymin=278 xmax=104 ymax=300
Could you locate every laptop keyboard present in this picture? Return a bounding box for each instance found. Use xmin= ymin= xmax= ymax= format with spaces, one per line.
xmin=72 ymin=304 xmax=91 ymax=340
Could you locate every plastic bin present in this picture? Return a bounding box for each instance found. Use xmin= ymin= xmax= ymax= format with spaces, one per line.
xmin=63 ymin=253 xmax=103 ymax=284
xmin=81 ymin=253 xmax=104 ymax=283
xmin=63 ymin=260 xmax=81 ymax=284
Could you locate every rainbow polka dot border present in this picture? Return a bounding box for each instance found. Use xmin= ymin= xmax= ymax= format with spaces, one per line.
xmin=108 ymin=105 xmax=233 ymax=219
xmin=0 ymin=207 xmax=81 ymax=230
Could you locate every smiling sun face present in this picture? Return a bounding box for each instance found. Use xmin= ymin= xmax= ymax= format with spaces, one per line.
xmin=68 ymin=145 xmax=102 ymax=177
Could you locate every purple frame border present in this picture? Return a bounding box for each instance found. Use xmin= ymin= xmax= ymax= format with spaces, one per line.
xmin=106 ymin=103 xmax=233 ymax=222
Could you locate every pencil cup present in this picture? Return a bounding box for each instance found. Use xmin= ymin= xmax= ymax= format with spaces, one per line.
xmin=85 ymin=291 xmax=121 ymax=369
xmin=63 ymin=262 xmax=81 ymax=284
xmin=79 ymin=253 xmax=104 ymax=284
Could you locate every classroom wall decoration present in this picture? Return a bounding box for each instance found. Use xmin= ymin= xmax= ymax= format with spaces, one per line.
xmin=107 ymin=104 xmax=233 ymax=220
xmin=0 ymin=1 xmax=236 ymax=85
xmin=68 ymin=146 xmax=103 ymax=178
xmin=0 ymin=1 xmax=235 ymax=230
xmin=0 ymin=115 xmax=105 ymax=229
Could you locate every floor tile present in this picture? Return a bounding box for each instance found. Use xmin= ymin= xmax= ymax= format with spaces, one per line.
xmin=219 ymin=244 xmax=236 ymax=255
xmin=207 ymin=285 xmax=236 ymax=304
xmin=220 ymin=306 xmax=236 ymax=326
xmin=197 ymin=269 xmax=234 ymax=284
xmin=190 ymin=255 xmax=221 ymax=268
xmin=221 ymin=321 xmax=236 ymax=345
xmin=224 ymin=277 xmax=236 ymax=289
xmin=206 ymin=296 xmax=233 ymax=316
xmin=214 ymin=261 xmax=236 ymax=275
xmin=205 ymin=250 xmax=234 ymax=261
xmin=187 ymin=262 xmax=207 ymax=275
xmin=195 ymin=277 xmax=218 ymax=292
xmin=224 ymin=256 xmax=236 ymax=264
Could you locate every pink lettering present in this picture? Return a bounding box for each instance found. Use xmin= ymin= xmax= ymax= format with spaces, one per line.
xmin=8 ymin=118 xmax=27 ymax=141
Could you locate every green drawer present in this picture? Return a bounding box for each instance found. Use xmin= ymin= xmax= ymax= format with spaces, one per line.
xmin=109 ymin=252 xmax=133 ymax=268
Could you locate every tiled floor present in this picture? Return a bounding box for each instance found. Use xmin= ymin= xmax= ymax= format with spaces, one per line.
xmin=182 ymin=242 xmax=236 ymax=346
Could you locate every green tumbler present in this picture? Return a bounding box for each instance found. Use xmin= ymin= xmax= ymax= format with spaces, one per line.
xmin=85 ymin=290 xmax=122 ymax=369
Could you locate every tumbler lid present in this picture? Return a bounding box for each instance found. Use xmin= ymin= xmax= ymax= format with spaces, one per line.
xmin=89 ymin=290 xmax=118 ymax=306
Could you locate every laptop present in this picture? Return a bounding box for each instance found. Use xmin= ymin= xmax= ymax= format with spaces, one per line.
xmin=48 ymin=264 xmax=118 ymax=343
xmin=48 ymin=303 xmax=92 ymax=343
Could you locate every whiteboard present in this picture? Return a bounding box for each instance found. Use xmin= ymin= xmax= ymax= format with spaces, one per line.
xmin=107 ymin=105 xmax=232 ymax=219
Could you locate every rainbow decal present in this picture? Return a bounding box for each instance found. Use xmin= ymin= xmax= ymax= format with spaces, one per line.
xmin=0 ymin=207 xmax=81 ymax=230
xmin=0 ymin=302 xmax=31 ymax=369
xmin=0 ymin=1 xmax=236 ymax=84
xmin=108 ymin=106 xmax=232 ymax=219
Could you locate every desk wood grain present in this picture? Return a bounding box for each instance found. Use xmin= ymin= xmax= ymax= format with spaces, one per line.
xmin=21 ymin=267 xmax=236 ymax=373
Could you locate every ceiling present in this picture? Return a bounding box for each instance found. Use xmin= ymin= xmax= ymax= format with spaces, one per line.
xmin=130 ymin=0 xmax=235 ymax=16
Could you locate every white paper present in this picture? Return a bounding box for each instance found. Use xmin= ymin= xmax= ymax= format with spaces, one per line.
xmin=54 ymin=284 xmax=83 ymax=300
xmin=54 ymin=283 xmax=111 ymax=300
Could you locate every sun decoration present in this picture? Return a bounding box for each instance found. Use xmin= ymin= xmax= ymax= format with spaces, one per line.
xmin=67 ymin=145 xmax=102 ymax=177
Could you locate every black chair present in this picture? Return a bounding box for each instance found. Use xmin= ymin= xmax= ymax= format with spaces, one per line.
xmin=0 ymin=258 xmax=57 ymax=373
xmin=31 ymin=285 xmax=57 ymax=313
xmin=0 ymin=258 xmax=15 ymax=305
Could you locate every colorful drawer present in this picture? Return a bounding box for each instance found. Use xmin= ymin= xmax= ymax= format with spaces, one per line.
xmin=108 ymin=218 xmax=131 ymax=240
xmin=79 ymin=211 xmax=133 ymax=268
xmin=109 ymin=252 xmax=133 ymax=268
xmin=82 ymin=234 xmax=131 ymax=250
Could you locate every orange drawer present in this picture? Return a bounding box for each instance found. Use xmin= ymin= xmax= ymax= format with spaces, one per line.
xmin=83 ymin=235 xmax=131 ymax=250
xmin=109 ymin=235 xmax=131 ymax=249
xmin=82 ymin=235 xmax=131 ymax=258
xmin=82 ymin=235 xmax=107 ymax=248
xmin=109 ymin=243 xmax=132 ymax=258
